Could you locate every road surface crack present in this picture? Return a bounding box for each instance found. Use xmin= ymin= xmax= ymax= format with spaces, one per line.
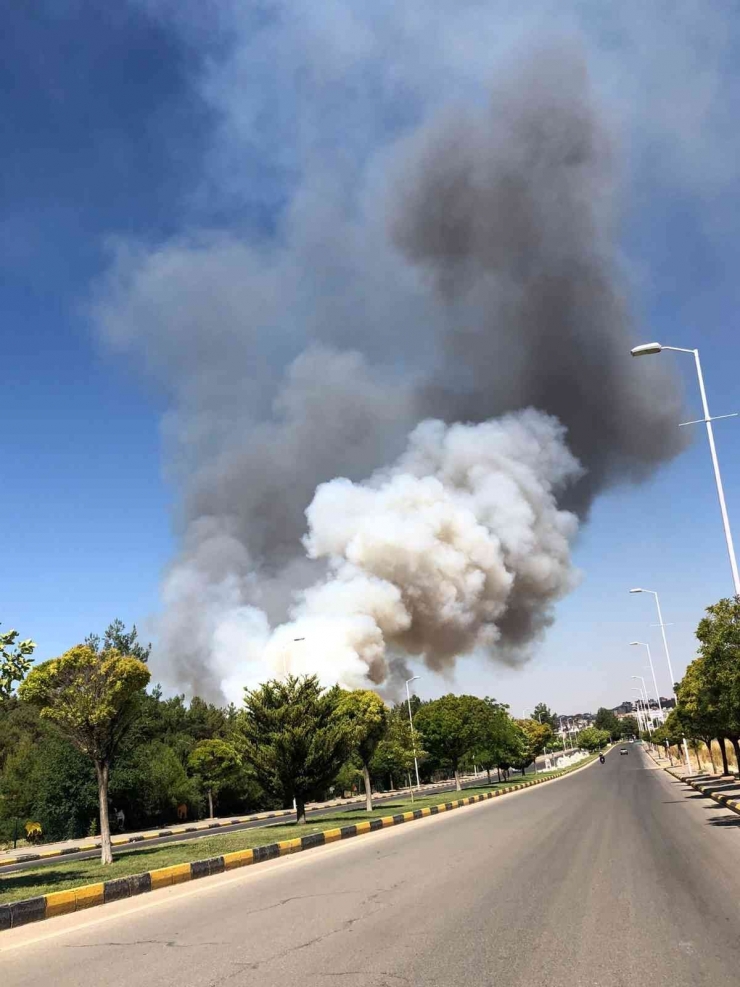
xmin=206 ymin=884 xmax=402 ymax=984
xmin=66 ymin=939 xmax=226 ymax=949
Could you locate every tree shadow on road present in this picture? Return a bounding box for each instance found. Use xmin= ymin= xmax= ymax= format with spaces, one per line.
xmin=706 ymin=815 xmax=740 ymax=828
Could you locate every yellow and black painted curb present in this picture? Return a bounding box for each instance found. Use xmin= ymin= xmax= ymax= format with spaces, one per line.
xmin=0 ymin=756 xmax=596 ymax=932
xmin=666 ymin=768 xmax=740 ymax=814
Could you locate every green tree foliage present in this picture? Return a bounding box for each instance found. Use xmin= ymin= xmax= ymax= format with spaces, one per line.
xmin=19 ymin=645 xmax=150 ymax=863
xmin=576 ymin=726 xmax=610 ymax=752
xmin=695 ymin=596 xmax=740 ymax=769
xmin=531 ymin=702 xmax=559 ymax=731
xmin=513 ymin=719 xmax=554 ymax=772
xmin=619 ymin=716 xmax=640 ymax=740
xmin=0 ymin=625 xmax=36 ymax=701
xmin=332 ymin=758 xmax=364 ymax=797
xmin=188 ymin=739 xmax=242 ymax=818
xmin=369 ymin=705 xmax=419 ymax=789
xmin=112 ymin=740 xmax=202 ymax=827
xmin=674 ymin=655 xmax=725 ymax=773
xmin=0 ymin=739 xmax=38 ymax=828
xmin=414 ymin=694 xmax=489 ymax=790
xmin=85 ymin=619 xmax=151 ymax=664
xmin=472 ymin=700 xmax=521 ymax=782
xmin=240 ymin=675 xmax=353 ymax=823
xmin=594 ymin=707 xmax=621 ymax=740
xmin=335 ymin=689 xmax=388 ymax=810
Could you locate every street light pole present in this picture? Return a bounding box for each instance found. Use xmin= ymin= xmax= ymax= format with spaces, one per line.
xmin=631 ymin=642 xmax=665 ymax=722
xmin=406 ymin=676 xmax=421 ymax=789
xmin=631 ymin=689 xmax=647 ymax=735
xmin=629 ymin=589 xmax=676 ymax=699
xmin=632 ymin=676 xmax=653 ymax=736
xmin=631 ymin=342 xmax=739 ymax=595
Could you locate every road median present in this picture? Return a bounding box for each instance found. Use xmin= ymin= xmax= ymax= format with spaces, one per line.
xmin=0 ymin=777 xmax=482 ymax=869
xmin=0 ymin=754 xmax=596 ymax=931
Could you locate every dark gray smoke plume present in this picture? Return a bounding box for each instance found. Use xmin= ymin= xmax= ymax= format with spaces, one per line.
xmin=94 ymin=42 xmax=686 ymax=702
xmin=391 ymin=45 xmax=685 ymax=514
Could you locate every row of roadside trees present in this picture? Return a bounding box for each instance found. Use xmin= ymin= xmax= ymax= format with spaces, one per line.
xmin=646 ymin=597 xmax=740 ymax=775
xmin=0 ymin=621 xmax=569 ymax=864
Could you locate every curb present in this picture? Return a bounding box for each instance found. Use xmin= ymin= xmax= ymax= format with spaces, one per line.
xmin=0 ymin=755 xmax=596 ymax=932
xmin=666 ymin=769 xmax=740 ymax=815
xmin=0 ymin=779 xmax=474 ymax=869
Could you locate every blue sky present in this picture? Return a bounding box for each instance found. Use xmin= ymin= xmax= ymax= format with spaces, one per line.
xmin=4 ymin=1 xmax=740 ymax=714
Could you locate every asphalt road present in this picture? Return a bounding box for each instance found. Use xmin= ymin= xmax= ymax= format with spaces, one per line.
xmin=9 ymin=748 xmax=736 ymax=986
xmin=0 ymin=758 xmax=563 ymax=875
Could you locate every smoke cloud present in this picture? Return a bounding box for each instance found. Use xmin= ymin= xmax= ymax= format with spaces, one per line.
xmin=265 ymin=410 xmax=582 ymax=688
xmin=391 ymin=44 xmax=685 ymax=513
xmin=93 ymin=36 xmax=687 ymax=701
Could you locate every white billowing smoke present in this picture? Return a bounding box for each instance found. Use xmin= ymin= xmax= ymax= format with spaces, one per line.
xmin=263 ymin=409 xmax=582 ymax=690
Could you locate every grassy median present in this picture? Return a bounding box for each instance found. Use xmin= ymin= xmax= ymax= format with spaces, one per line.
xmin=0 ymin=765 xmax=588 ymax=905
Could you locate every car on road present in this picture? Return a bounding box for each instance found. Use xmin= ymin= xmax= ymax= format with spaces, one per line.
xmin=620 ymin=748 xmax=629 ymax=755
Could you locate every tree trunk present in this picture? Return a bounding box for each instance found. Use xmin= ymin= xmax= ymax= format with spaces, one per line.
xmin=95 ymin=761 xmax=112 ymax=866
xmin=454 ymin=768 xmax=462 ymax=791
xmin=295 ymin=795 xmax=306 ymax=825
xmin=731 ymin=738 xmax=740 ymax=776
xmin=706 ymin=740 xmax=717 ymax=774
xmin=719 ymin=738 xmax=730 ymax=776
xmin=389 ymin=773 xmax=393 ymax=791
xmin=207 ymin=788 xmax=214 ymax=819
xmin=497 ymin=767 xmax=501 ymax=783
xmin=486 ymin=767 xmax=491 ymax=784
xmin=363 ymin=763 xmax=373 ymax=812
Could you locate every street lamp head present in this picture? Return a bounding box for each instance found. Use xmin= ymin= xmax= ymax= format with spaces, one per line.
xmin=630 ymin=641 xmax=643 ymax=647
xmin=630 ymin=342 xmax=663 ymax=357
xmin=406 ymin=675 xmax=420 ymax=684
xmin=629 ymin=588 xmax=643 ymax=594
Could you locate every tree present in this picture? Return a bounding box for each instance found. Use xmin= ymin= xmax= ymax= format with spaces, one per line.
xmin=85 ymin=619 xmax=151 ymax=664
xmin=619 ymin=716 xmax=640 ymax=740
xmin=473 ymin=699 xmax=516 ymax=783
xmin=19 ymin=645 xmax=150 ymax=863
xmin=594 ymin=708 xmax=621 ymax=740
xmin=335 ymin=690 xmax=388 ymax=810
xmin=0 ymin=625 xmax=36 ymax=701
xmin=674 ymin=655 xmax=726 ymax=774
xmin=532 ymin=703 xmax=559 ymax=732
xmin=0 ymin=739 xmax=38 ymax=837
xmin=369 ymin=707 xmax=419 ymax=789
xmin=414 ymin=694 xmax=488 ymax=790
xmin=111 ymin=740 xmax=201 ymax=827
xmin=188 ymin=739 xmax=241 ymax=819
xmin=513 ymin=719 xmax=554 ymax=773
xmin=240 ymin=675 xmax=352 ymax=823
xmin=695 ymin=597 xmax=740 ymax=770
xmin=576 ymin=726 xmax=610 ymax=752
xmin=493 ymin=718 xmax=527 ymax=781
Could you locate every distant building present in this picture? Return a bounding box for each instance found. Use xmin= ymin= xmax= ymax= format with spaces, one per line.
xmin=560 ymin=713 xmax=594 ymax=731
